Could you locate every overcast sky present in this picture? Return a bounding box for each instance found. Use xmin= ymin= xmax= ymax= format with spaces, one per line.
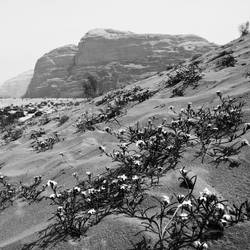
xmin=0 ymin=0 xmax=249 ymax=83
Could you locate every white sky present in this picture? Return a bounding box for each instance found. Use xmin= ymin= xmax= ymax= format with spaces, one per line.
xmin=0 ymin=0 xmax=249 ymax=83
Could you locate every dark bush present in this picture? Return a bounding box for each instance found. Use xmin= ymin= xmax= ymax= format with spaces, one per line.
xmin=216 ymin=54 xmax=237 ymax=68
xmin=58 ymin=115 xmax=69 ymax=126
xmin=239 ymin=21 xmax=249 ymax=37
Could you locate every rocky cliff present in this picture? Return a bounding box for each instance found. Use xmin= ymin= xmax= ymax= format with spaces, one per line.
xmin=0 ymin=70 xmax=33 ymax=98
xmin=24 ymin=29 xmax=217 ymax=98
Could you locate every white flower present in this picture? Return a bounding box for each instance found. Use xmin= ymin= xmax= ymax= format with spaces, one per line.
xmin=169 ymin=105 xmax=174 ymax=110
xmin=132 ymin=175 xmax=139 ymax=181
xmin=135 ymin=140 xmax=145 ymax=148
xmin=162 ymin=195 xmax=170 ymax=204
xmin=193 ymin=240 xmax=201 ymax=247
xmin=99 ymin=145 xmax=106 ymax=152
xmin=216 ymin=90 xmax=221 ymax=96
xmin=177 ymin=194 xmax=185 ymax=201
xmin=180 ymin=200 xmax=192 ymax=208
xmin=244 ymin=123 xmax=250 ymax=131
xmin=241 ymin=139 xmax=249 ymax=146
xmin=118 ymin=128 xmax=126 ymax=134
xmin=57 ymin=206 xmax=64 ymax=212
xmin=49 ymin=194 xmax=56 ymax=199
xmin=88 ymin=209 xmax=96 ymax=215
xmin=201 ymin=242 xmax=208 ymax=249
xmin=179 ymin=212 xmax=188 ymax=220
xmin=223 ymin=214 xmax=232 ymax=221
xmin=81 ymin=191 xmax=87 ymax=196
xmin=112 ymin=179 xmax=118 ymax=184
xmin=114 ymin=151 xmax=120 ymax=157
xmin=179 ymin=167 xmax=187 ymax=176
xmin=72 ymin=172 xmax=78 ymax=178
xmin=120 ymin=184 xmax=128 ymax=190
xmin=134 ymin=160 xmax=142 ymax=166
xmin=201 ymin=188 xmax=212 ymax=197
xmin=118 ymin=174 xmax=127 ymax=181
xmin=73 ymin=186 xmax=81 ymax=193
xmin=120 ymin=143 xmax=129 ymax=149
xmin=220 ymin=219 xmax=228 ymax=226
xmin=198 ymin=196 xmax=207 ymax=203
xmin=216 ymin=203 xmax=225 ymax=211
xmin=88 ymin=188 xmax=95 ymax=194
xmin=47 ymin=180 xmax=57 ymax=189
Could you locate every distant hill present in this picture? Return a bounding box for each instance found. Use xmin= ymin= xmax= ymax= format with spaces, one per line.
xmin=24 ymin=28 xmax=216 ymax=98
xmin=0 ymin=70 xmax=33 ymax=98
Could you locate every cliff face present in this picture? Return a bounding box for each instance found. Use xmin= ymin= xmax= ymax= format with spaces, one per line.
xmin=0 ymin=70 xmax=33 ymax=98
xmin=24 ymin=29 xmax=217 ymax=98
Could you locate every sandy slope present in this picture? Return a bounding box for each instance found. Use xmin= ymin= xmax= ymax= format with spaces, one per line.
xmin=0 ymin=34 xmax=250 ymax=250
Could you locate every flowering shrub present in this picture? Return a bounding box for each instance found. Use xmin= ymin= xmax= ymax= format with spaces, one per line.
xmin=132 ymin=181 xmax=250 ymax=249
xmin=31 ymin=132 xmax=60 ymax=152
xmin=172 ymin=92 xmax=246 ymax=165
xmin=30 ymin=128 xmax=46 ymax=140
xmin=0 ymin=174 xmax=16 ymax=211
xmin=0 ymin=175 xmax=46 ymax=211
xmin=58 ymin=115 xmax=69 ymax=126
xmin=76 ymin=86 xmax=156 ymax=133
xmin=95 ymin=86 xmax=156 ymax=106
xmin=19 ymin=176 xmax=46 ymax=202
xmin=163 ymin=64 xmax=202 ymax=97
xmin=75 ymin=111 xmax=100 ymax=132
xmin=216 ymin=54 xmax=236 ymax=68
xmin=1 ymin=125 xmax=23 ymax=143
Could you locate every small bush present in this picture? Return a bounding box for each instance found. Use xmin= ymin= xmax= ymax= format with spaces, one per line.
xmin=31 ymin=132 xmax=60 ymax=152
xmin=2 ymin=126 xmax=23 ymax=143
xmin=58 ymin=115 xmax=69 ymax=126
xmin=239 ymin=21 xmax=249 ymax=37
xmin=216 ymin=54 xmax=237 ymax=68
xmin=163 ymin=63 xmax=202 ymax=97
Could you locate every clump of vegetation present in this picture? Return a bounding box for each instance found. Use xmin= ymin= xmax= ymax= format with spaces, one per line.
xmin=0 ymin=175 xmax=46 ymax=211
xmin=39 ymin=114 xmax=51 ymax=125
xmin=163 ymin=63 xmax=203 ymax=97
xmin=58 ymin=115 xmax=69 ymax=126
xmin=216 ymin=53 xmax=237 ymax=68
xmin=165 ymin=64 xmax=202 ymax=88
xmin=95 ymin=86 xmax=156 ymax=106
xmin=239 ymin=21 xmax=249 ymax=37
xmin=31 ymin=132 xmax=60 ymax=152
xmin=76 ymin=86 xmax=156 ymax=133
xmin=1 ymin=125 xmax=23 ymax=143
xmin=30 ymin=128 xmax=46 ymax=139
xmin=82 ymin=74 xmax=98 ymax=98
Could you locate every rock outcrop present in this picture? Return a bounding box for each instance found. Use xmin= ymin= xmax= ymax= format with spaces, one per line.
xmin=24 ymin=29 xmax=217 ymax=98
xmin=0 ymin=70 xmax=33 ymax=98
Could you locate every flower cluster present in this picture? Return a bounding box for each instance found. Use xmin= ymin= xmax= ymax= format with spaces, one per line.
xmin=95 ymin=86 xmax=157 ymax=106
